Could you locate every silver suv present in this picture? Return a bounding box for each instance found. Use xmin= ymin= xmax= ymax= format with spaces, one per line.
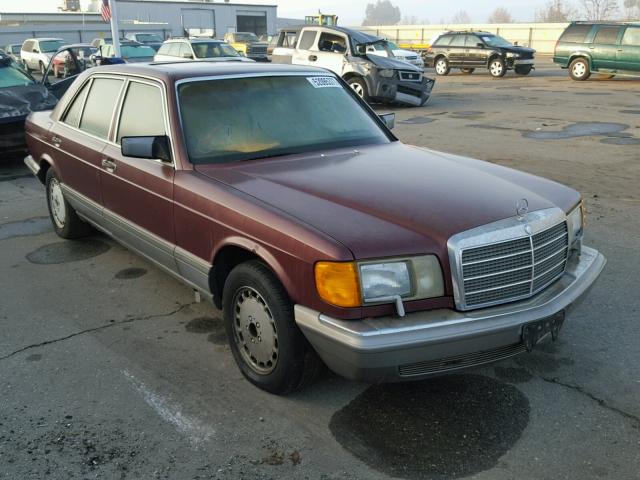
xmin=21 ymin=38 xmax=66 ymax=74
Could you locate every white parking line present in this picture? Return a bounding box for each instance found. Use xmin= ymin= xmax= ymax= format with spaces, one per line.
xmin=122 ymin=370 xmax=215 ymax=448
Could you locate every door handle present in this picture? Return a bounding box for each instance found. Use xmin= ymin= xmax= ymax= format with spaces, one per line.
xmin=308 ymin=55 xmax=318 ymax=61
xmin=101 ymin=158 xmax=117 ymax=173
xmin=51 ymin=136 xmax=62 ymax=148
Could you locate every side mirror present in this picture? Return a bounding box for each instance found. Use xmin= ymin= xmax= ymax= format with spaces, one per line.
xmin=357 ymin=44 xmax=367 ymax=55
xmin=379 ymin=113 xmax=395 ymax=130
xmin=33 ymin=48 xmax=39 ymax=53
xmin=476 ymin=43 xmax=484 ymax=48
xmin=121 ymin=136 xmax=172 ymax=163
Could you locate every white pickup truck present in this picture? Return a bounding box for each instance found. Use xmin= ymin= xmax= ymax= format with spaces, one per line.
xmin=272 ymin=25 xmax=434 ymax=107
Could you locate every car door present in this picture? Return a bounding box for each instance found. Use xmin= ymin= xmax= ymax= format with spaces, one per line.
xmin=100 ymin=78 xmax=176 ymax=270
xmin=447 ymin=35 xmax=466 ymax=67
xmin=50 ymin=76 xmax=124 ymax=215
xmin=591 ymin=25 xmax=623 ymax=71
xmin=292 ymin=29 xmax=319 ymax=66
xmin=464 ymin=34 xmax=485 ymax=67
xmin=309 ymin=30 xmax=349 ymax=75
xmin=617 ymin=26 xmax=640 ymax=72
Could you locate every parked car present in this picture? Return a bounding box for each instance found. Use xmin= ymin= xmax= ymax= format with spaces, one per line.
xmin=124 ymin=32 xmax=164 ymax=51
xmin=24 ymin=62 xmax=604 ymax=393
xmin=154 ymin=38 xmax=252 ymax=63
xmin=93 ymin=42 xmax=156 ymax=65
xmin=4 ymin=44 xmax=23 ymax=62
xmin=223 ymin=32 xmax=269 ymax=61
xmin=50 ymin=45 xmax=96 ymax=78
xmin=425 ymin=31 xmax=536 ymax=77
xmin=21 ymin=38 xmax=67 ymax=74
xmin=0 ymin=52 xmax=57 ymax=155
xmin=365 ymin=40 xmax=425 ymax=68
xmin=553 ymin=21 xmax=640 ymax=80
xmin=272 ymin=25 xmax=434 ymax=106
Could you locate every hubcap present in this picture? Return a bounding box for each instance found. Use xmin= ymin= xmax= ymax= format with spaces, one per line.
xmin=49 ymin=178 xmax=66 ymax=229
xmin=350 ymin=82 xmax=364 ymax=98
xmin=232 ymin=287 xmax=278 ymax=375
xmin=573 ymin=62 xmax=586 ymax=77
xmin=436 ymin=60 xmax=447 ymax=74
xmin=491 ymin=61 xmax=503 ymax=76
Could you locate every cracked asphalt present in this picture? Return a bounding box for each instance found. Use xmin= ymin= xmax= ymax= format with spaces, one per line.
xmin=1 ymin=58 xmax=639 ymax=479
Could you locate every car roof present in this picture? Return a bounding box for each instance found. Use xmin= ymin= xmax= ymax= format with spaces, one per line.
xmin=167 ymin=38 xmax=225 ymax=43
xmin=281 ymin=25 xmax=383 ymax=43
xmin=25 ymin=38 xmax=64 ymax=42
xmin=93 ymin=62 xmax=334 ymax=83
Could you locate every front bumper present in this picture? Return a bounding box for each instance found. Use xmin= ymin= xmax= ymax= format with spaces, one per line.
xmin=371 ymin=76 xmax=435 ymax=107
xmin=295 ymin=246 xmax=605 ymax=383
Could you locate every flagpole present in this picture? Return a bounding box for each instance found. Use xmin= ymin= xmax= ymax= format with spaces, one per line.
xmin=108 ymin=0 xmax=121 ymax=58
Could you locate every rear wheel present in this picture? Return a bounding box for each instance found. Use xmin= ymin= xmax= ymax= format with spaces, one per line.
xmin=223 ymin=261 xmax=322 ymax=394
xmin=569 ymin=58 xmax=591 ymax=81
xmin=46 ymin=169 xmax=93 ymax=239
xmin=460 ymin=68 xmax=475 ymax=74
xmin=435 ymin=57 xmax=450 ymax=76
xmin=515 ymin=65 xmax=532 ymax=75
xmin=489 ymin=57 xmax=507 ymax=78
xmin=347 ymin=77 xmax=369 ymax=102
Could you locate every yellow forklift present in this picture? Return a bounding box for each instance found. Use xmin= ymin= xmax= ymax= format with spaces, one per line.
xmin=304 ymin=11 xmax=339 ymax=27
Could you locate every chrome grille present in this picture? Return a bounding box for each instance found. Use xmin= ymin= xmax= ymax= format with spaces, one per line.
xmin=457 ymin=220 xmax=569 ymax=310
xmin=399 ymin=71 xmax=422 ymax=82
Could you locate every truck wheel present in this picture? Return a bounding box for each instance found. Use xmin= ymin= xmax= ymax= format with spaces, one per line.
xmin=348 ymin=77 xmax=369 ymax=102
xmin=46 ymin=169 xmax=93 ymax=239
xmin=223 ymin=260 xmax=322 ymax=394
xmin=569 ymin=58 xmax=591 ymax=81
xmin=489 ymin=57 xmax=507 ymax=78
xmin=435 ymin=57 xmax=450 ymax=76
xmin=460 ymin=68 xmax=475 ymax=74
xmin=515 ymin=65 xmax=532 ymax=75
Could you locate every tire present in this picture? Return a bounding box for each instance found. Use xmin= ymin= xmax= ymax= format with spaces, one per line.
xmin=489 ymin=57 xmax=507 ymax=78
xmin=460 ymin=68 xmax=475 ymax=74
xmin=39 ymin=61 xmax=46 ymax=76
xmin=515 ymin=65 xmax=532 ymax=75
xmin=45 ymin=169 xmax=93 ymax=239
xmin=223 ymin=260 xmax=323 ymax=394
xmin=347 ymin=77 xmax=369 ymax=102
xmin=435 ymin=57 xmax=450 ymax=76
xmin=569 ymin=58 xmax=591 ymax=81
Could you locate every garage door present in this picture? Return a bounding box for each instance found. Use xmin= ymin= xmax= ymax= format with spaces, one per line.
xmin=181 ymin=9 xmax=215 ymax=37
xmin=236 ymin=11 xmax=267 ymax=36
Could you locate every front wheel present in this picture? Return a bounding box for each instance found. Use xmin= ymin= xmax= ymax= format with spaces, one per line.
xmin=223 ymin=261 xmax=322 ymax=394
xmin=569 ymin=58 xmax=591 ymax=81
xmin=489 ymin=57 xmax=507 ymax=78
xmin=46 ymin=169 xmax=93 ymax=239
xmin=515 ymin=65 xmax=532 ymax=75
xmin=435 ymin=57 xmax=450 ymax=76
xmin=348 ymin=77 xmax=369 ymax=102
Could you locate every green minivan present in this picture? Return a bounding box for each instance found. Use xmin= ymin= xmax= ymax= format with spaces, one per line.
xmin=554 ymin=22 xmax=640 ymax=80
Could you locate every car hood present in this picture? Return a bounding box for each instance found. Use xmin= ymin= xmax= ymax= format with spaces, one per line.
xmin=393 ymin=49 xmax=419 ymax=58
xmin=365 ymin=53 xmax=422 ymax=71
xmin=0 ymin=84 xmax=58 ymax=123
xmin=500 ymin=45 xmax=536 ymax=55
xmin=194 ymin=142 xmax=579 ymax=260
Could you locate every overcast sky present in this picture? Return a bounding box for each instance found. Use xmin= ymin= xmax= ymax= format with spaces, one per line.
xmin=8 ymin=0 xmax=558 ymax=24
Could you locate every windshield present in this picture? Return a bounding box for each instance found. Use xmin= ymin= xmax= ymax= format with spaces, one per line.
xmin=178 ymin=75 xmax=390 ymax=164
xmin=479 ymin=35 xmax=513 ymax=48
xmin=0 ymin=65 xmax=34 ymax=88
xmin=40 ymin=40 xmax=66 ymax=53
xmin=234 ymin=33 xmax=259 ymax=42
xmin=120 ymin=45 xmax=155 ymax=58
xmin=192 ymin=42 xmax=240 ymax=58
xmin=136 ymin=34 xmax=163 ymax=43
xmin=11 ymin=45 xmax=21 ymax=54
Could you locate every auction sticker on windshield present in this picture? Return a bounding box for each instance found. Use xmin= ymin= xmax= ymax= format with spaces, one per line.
xmin=307 ymin=76 xmax=341 ymax=88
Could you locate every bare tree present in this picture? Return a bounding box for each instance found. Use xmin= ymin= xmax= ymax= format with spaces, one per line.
xmin=535 ymin=0 xmax=577 ymax=22
xmin=451 ymin=10 xmax=471 ymax=23
xmin=488 ymin=7 xmax=514 ymax=23
xmin=579 ymin=0 xmax=620 ymax=20
xmin=401 ymin=15 xmax=420 ymax=25
xmin=362 ymin=0 xmax=402 ymax=26
xmin=623 ymin=0 xmax=640 ymax=18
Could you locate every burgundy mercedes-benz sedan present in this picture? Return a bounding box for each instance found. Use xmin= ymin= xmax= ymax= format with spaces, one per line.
xmin=24 ymin=62 xmax=605 ymax=394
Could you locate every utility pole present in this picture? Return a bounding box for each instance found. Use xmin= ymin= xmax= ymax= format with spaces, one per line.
xmin=109 ymin=0 xmax=121 ymax=57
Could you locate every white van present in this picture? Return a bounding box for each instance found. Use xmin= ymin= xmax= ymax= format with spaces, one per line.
xmin=21 ymin=38 xmax=66 ymax=74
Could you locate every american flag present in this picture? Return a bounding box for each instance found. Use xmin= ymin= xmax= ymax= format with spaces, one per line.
xmin=100 ymin=0 xmax=111 ymax=22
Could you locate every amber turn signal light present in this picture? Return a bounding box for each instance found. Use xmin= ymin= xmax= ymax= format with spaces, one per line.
xmin=315 ymin=261 xmax=361 ymax=308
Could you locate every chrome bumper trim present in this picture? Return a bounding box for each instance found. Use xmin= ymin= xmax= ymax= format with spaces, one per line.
xmin=24 ymin=155 xmax=41 ymax=178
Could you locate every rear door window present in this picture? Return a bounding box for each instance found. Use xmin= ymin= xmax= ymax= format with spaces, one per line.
xmin=116 ymin=81 xmax=166 ymax=143
xmin=593 ymin=26 xmax=622 ymax=45
xmin=622 ymin=27 xmax=640 ymax=46
xmin=434 ymin=35 xmax=452 ymax=46
xmin=298 ymin=30 xmax=317 ymax=50
xmin=560 ymin=24 xmax=593 ymax=43
xmin=465 ymin=35 xmax=481 ymax=47
xmin=449 ymin=35 xmax=466 ymax=47
xmin=62 ymin=81 xmax=91 ymax=128
xmin=79 ymin=77 xmax=124 ymax=139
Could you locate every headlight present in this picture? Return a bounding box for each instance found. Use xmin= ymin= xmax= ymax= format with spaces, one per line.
xmin=360 ymin=262 xmax=411 ymax=300
xmin=568 ymin=202 xmax=584 ymax=245
xmin=378 ymin=69 xmax=395 ymax=78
